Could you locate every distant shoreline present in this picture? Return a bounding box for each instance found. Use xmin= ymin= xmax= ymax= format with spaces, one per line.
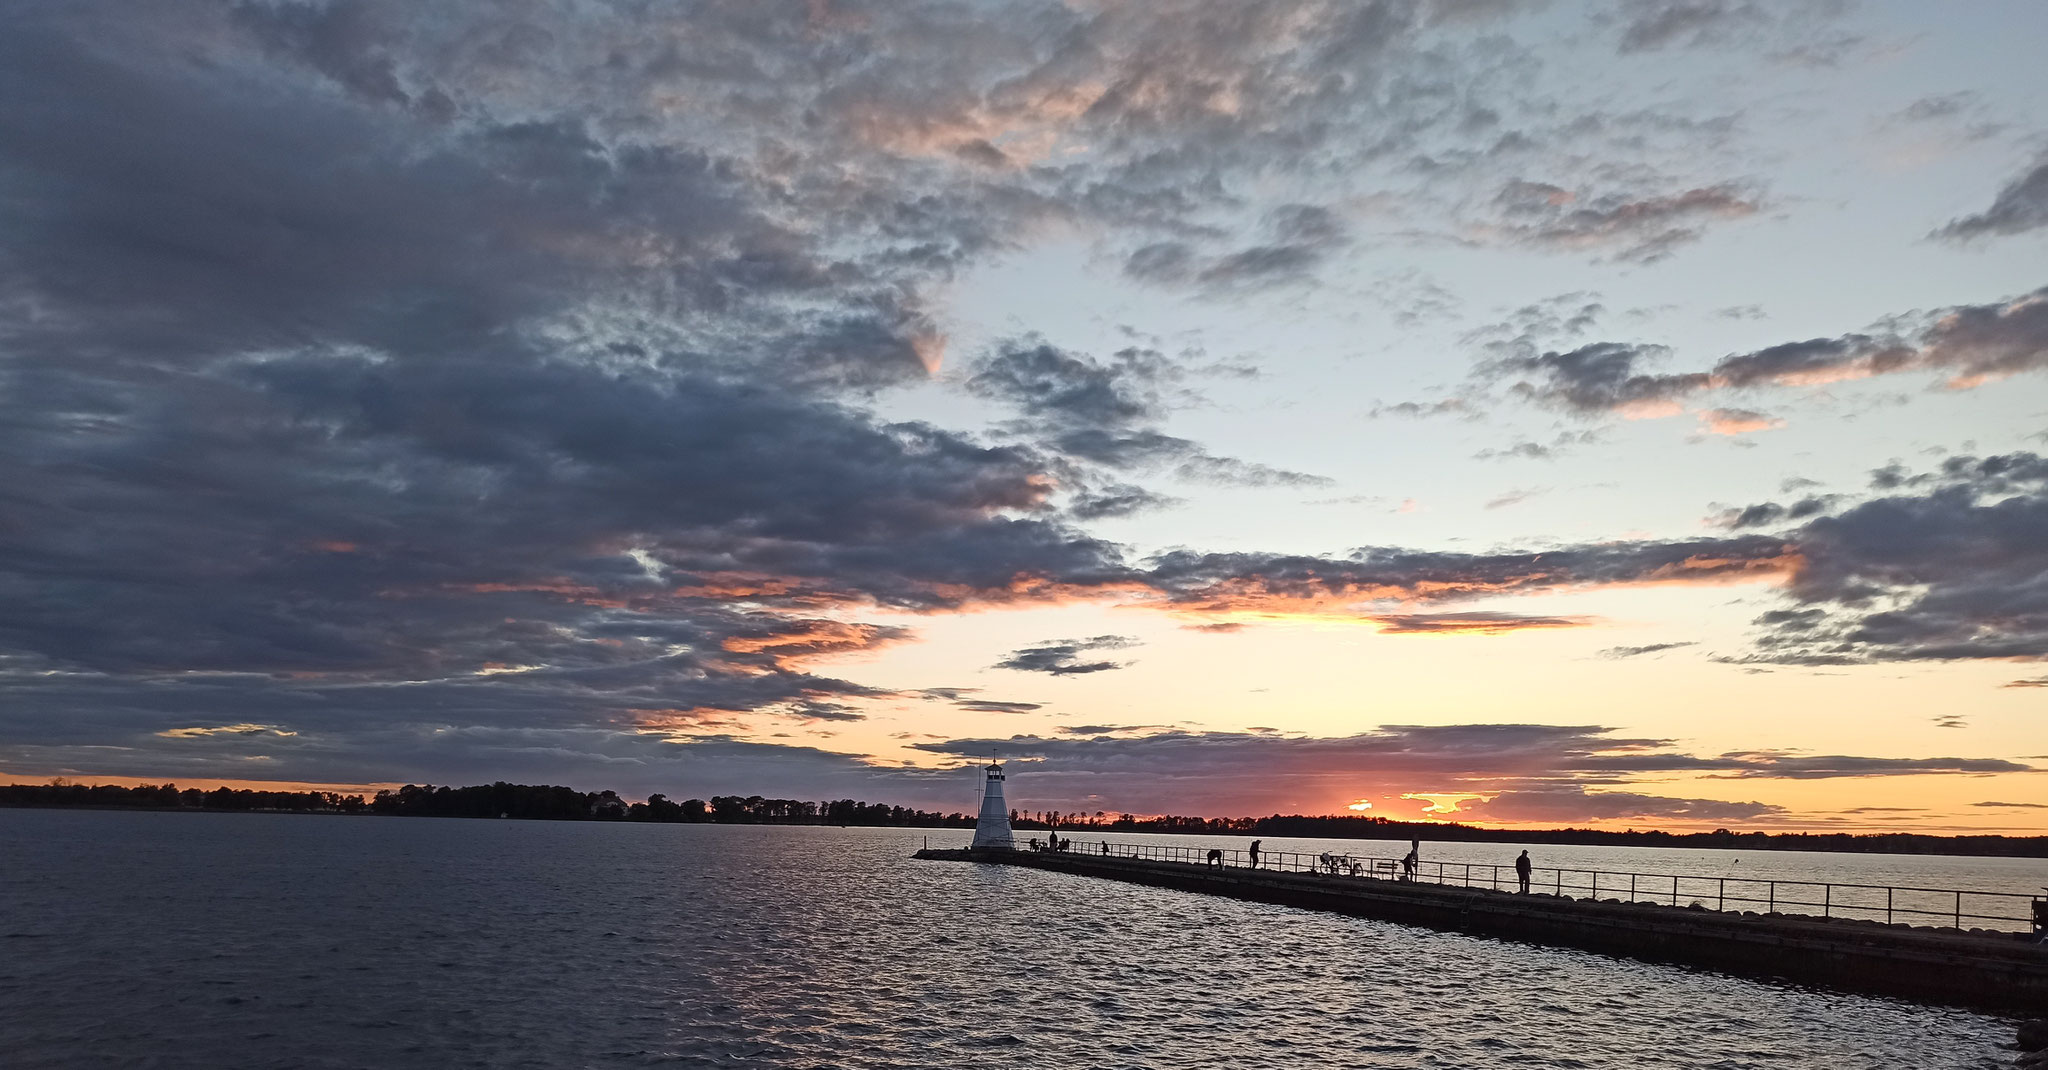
xmin=5 ymin=780 xmax=2045 ymax=857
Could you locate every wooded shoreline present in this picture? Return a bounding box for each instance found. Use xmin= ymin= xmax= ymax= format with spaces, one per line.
xmin=6 ymin=780 xmax=2045 ymax=857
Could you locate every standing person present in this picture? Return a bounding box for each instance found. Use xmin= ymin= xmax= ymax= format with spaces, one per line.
xmin=1515 ymin=849 xmax=1533 ymax=894
xmin=1248 ymin=840 xmax=1262 ymax=869
xmin=1401 ymin=839 xmax=1420 ymax=882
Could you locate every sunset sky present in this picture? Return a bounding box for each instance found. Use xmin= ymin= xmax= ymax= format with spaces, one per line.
xmin=2 ymin=0 xmax=2045 ymax=832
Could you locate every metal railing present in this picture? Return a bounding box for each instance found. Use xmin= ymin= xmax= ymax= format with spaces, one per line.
xmin=1020 ymin=838 xmax=2045 ymax=934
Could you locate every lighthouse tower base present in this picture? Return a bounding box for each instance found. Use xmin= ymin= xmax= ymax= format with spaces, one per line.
xmin=970 ymin=762 xmax=1014 ymax=849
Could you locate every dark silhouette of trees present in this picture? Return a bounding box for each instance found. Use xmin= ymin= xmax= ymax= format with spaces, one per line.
xmin=2 ymin=780 xmax=2042 ymax=856
xmin=0 ymin=779 xmax=365 ymax=813
xmin=0 ymin=780 xmax=970 ymax=830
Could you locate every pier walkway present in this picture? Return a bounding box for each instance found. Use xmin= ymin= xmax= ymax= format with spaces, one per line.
xmin=915 ymin=842 xmax=2048 ymax=1013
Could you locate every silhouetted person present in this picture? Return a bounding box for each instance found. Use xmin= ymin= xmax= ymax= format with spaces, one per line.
xmin=1101 ymin=841 xmax=1110 ymax=855
xmin=1401 ymin=839 xmax=1419 ymax=882
xmin=1515 ymin=849 xmax=1532 ymax=894
xmin=1206 ymin=848 xmax=1223 ymax=867
xmin=1248 ymin=840 xmax=1262 ymax=869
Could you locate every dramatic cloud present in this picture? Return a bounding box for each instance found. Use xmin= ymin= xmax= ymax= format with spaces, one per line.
xmin=1733 ymin=451 xmax=2048 ymax=664
xmin=1936 ymin=156 xmax=2048 ymax=240
xmin=993 ymin=636 xmax=1140 ymax=676
xmin=0 ymin=0 xmax=2037 ymax=814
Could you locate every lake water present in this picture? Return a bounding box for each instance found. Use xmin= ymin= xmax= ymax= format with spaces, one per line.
xmin=0 ymin=810 xmax=2030 ymax=1068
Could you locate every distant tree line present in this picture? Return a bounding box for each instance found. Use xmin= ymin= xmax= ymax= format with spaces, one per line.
xmin=1016 ymin=809 xmax=2048 ymax=858
xmin=0 ymin=780 xmax=367 ymax=813
xmin=0 ymin=780 xmax=973 ymax=828
xmin=5 ymin=780 xmax=2043 ymax=856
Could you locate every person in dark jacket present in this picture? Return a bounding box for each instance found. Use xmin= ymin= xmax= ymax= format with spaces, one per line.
xmin=1515 ymin=849 xmax=1533 ymax=894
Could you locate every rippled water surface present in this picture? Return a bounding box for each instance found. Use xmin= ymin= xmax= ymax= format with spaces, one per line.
xmin=0 ymin=811 xmax=2023 ymax=1068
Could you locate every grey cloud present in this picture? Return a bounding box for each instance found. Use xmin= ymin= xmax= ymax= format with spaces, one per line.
xmin=1473 ymin=430 xmax=1602 ymax=461
xmin=1455 ymin=787 xmax=1784 ymax=824
xmin=1494 ymin=342 xmax=1709 ymax=415
xmin=1069 ymin=484 xmax=1181 ymax=520
xmin=906 ymin=723 xmax=2026 ymax=816
xmin=1371 ymin=398 xmax=1472 ymax=419
xmin=1125 ymin=203 xmax=1351 ymax=291
xmin=1714 ymin=495 xmax=1837 ymax=530
xmin=3 ymin=0 xmax=2033 ymax=797
xmin=1935 ymin=156 xmax=2048 ymax=240
xmin=1895 ymin=92 xmax=1977 ymax=123
xmin=1484 ymin=488 xmax=1547 ymax=510
xmin=1709 ymin=286 xmax=2048 ymax=390
xmin=954 ymin=700 xmax=1044 ymax=714
xmin=1706 ymin=754 xmax=2034 ymax=780
xmin=967 ymin=341 xmax=1178 ymax=429
xmin=1489 ymin=180 xmax=1761 ymax=262
xmin=1729 ymin=452 xmax=2048 ymax=665
xmin=1368 ymin=612 xmax=1587 ymax=634
xmin=1598 ymin=641 xmax=1697 ymax=659
xmin=968 ymin=340 xmax=1328 ymax=491
xmin=1710 ymin=335 xmax=1916 ymax=388
xmin=1616 ymin=1 xmax=1765 ymax=53
xmin=1451 ymin=285 xmax=2048 ymax=427
xmin=993 ymin=636 xmax=1140 ymax=677
xmin=1143 ymin=533 xmax=1796 ymax=610
xmin=1972 ymin=800 xmax=2048 ymax=808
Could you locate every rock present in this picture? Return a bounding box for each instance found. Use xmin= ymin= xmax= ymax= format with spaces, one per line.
xmin=2017 ymin=1018 xmax=2048 ymax=1052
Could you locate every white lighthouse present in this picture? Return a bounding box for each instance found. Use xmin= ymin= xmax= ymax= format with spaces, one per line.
xmin=970 ymin=759 xmax=1014 ymax=849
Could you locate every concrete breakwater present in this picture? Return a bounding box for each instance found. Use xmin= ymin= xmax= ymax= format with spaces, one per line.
xmin=914 ymin=846 xmax=2048 ymax=1014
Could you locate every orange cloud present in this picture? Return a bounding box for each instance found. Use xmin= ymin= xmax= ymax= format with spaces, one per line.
xmin=1697 ymin=408 xmax=1785 ymax=435
xmin=720 ymin=619 xmax=914 ymax=669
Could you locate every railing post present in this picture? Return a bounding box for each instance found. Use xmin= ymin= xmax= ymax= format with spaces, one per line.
xmin=1823 ymin=884 xmax=1830 ymax=919
xmin=1555 ymin=870 xmax=1562 ymax=896
xmin=1768 ymin=883 xmax=1775 ymax=914
xmin=1591 ymin=872 xmax=1598 ymax=900
xmin=1955 ymin=890 xmax=1962 ymax=930
xmin=1717 ymin=877 xmax=1724 ymax=912
xmin=1630 ymin=874 xmax=1636 ymax=903
xmin=1886 ymin=887 xmax=1893 ymax=925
